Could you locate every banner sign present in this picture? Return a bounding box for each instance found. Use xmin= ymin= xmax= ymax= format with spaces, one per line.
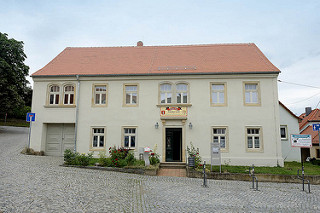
xmin=160 ymin=106 xmax=187 ymax=118
xmin=291 ymin=134 xmax=312 ymax=148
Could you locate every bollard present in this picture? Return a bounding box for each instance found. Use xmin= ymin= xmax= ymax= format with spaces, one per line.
xmin=297 ymin=166 xmax=311 ymax=193
xmin=202 ymin=161 xmax=208 ymax=188
xmin=249 ymin=164 xmax=259 ymax=191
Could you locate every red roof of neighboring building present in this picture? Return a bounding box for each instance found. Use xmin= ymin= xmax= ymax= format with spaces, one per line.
xmin=300 ymin=125 xmax=319 ymax=144
xmin=31 ymin=43 xmax=280 ymax=77
xmin=299 ymin=109 xmax=320 ymax=130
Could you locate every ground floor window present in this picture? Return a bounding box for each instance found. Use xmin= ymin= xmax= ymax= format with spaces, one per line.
xmin=246 ymin=127 xmax=263 ymax=151
xmin=212 ymin=127 xmax=228 ymax=151
xmin=123 ymin=128 xmax=136 ymax=149
xmin=91 ymin=127 xmax=105 ymax=149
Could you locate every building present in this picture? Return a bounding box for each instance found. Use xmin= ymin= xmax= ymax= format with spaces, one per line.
xmin=299 ymin=107 xmax=320 ymax=160
xmin=30 ymin=42 xmax=284 ymax=166
xmin=279 ymin=101 xmax=301 ymax=162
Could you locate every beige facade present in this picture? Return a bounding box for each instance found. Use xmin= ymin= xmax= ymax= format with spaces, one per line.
xmin=30 ymin=73 xmax=284 ymax=166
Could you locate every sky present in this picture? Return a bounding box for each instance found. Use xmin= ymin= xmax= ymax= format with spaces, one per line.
xmin=1 ymin=0 xmax=319 ymax=115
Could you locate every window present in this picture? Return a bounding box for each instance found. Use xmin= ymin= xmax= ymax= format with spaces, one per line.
xmin=246 ymin=128 xmax=262 ymax=151
xmin=124 ymin=85 xmax=138 ymax=106
xmin=211 ymin=83 xmax=226 ymax=106
xmin=49 ymin=85 xmax=60 ymax=105
xmin=176 ymin=83 xmax=188 ymax=104
xmin=160 ymin=83 xmax=172 ymax=104
xmin=280 ymin=125 xmax=287 ymax=140
xmin=94 ymin=85 xmax=107 ymax=105
xmin=123 ymin=128 xmax=136 ymax=148
xmin=159 ymin=82 xmax=189 ymax=104
xmin=63 ymin=85 xmax=75 ymax=105
xmin=91 ymin=128 xmax=105 ymax=149
xmin=212 ymin=128 xmax=228 ymax=151
xmin=244 ymin=83 xmax=259 ymax=105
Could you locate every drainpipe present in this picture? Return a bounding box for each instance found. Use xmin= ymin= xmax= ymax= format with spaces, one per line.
xmin=74 ymin=75 xmax=80 ymax=152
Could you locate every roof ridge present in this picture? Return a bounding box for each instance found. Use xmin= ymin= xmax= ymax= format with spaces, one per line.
xmin=250 ymin=44 xmax=279 ymax=72
xmin=65 ymin=43 xmax=254 ymax=49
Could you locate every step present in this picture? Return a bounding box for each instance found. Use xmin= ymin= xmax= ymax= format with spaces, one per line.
xmin=160 ymin=162 xmax=186 ymax=169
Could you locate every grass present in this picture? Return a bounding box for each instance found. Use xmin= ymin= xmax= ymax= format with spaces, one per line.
xmin=0 ymin=118 xmax=29 ymax=127
xmin=206 ymin=161 xmax=320 ymax=176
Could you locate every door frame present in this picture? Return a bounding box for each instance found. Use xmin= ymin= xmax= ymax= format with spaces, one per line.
xmin=162 ymin=121 xmax=186 ymax=163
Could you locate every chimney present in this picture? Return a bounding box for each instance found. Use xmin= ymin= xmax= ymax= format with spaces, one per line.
xmin=305 ymin=107 xmax=312 ymax=116
xmin=137 ymin=41 xmax=143 ymax=46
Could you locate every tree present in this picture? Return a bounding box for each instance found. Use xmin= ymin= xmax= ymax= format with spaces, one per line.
xmin=0 ymin=32 xmax=31 ymax=116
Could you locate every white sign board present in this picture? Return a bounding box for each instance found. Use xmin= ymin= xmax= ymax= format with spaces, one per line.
xmin=210 ymin=142 xmax=221 ymax=166
xmin=291 ymin=134 xmax=312 ymax=148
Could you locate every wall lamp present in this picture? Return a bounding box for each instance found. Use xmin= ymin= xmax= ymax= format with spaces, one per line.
xmin=189 ymin=122 xmax=193 ymax=129
xmin=155 ymin=122 xmax=159 ymax=129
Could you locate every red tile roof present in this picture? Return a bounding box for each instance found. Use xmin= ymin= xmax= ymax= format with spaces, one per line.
xmin=32 ymin=43 xmax=280 ymax=77
xmin=299 ymin=109 xmax=320 ymax=130
xmin=300 ymin=125 xmax=320 ymax=144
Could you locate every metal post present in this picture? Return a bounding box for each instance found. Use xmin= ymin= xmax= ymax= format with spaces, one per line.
xmin=302 ymin=165 xmax=305 ymax=191
xmin=28 ymin=120 xmax=32 ymax=149
xmin=4 ymin=113 xmax=7 ymax=125
xmin=203 ymin=161 xmax=208 ymax=187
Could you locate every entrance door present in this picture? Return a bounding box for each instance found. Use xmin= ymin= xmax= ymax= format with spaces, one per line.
xmin=46 ymin=123 xmax=75 ymax=156
xmin=165 ymin=128 xmax=182 ymax=162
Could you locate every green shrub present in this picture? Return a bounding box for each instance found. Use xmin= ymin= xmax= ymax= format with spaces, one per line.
xmin=125 ymin=152 xmax=136 ymax=166
xmin=98 ymin=152 xmax=113 ymax=167
xmin=187 ymin=142 xmax=202 ymax=168
xmin=64 ymin=149 xmax=93 ymax=166
xmin=149 ymin=152 xmax=160 ymax=165
xmin=109 ymin=146 xmax=130 ymax=167
xmin=64 ymin=149 xmax=76 ymax=165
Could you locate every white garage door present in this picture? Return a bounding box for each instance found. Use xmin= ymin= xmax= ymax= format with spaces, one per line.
xmin=46 ymin=123 xmax=75 ymax=156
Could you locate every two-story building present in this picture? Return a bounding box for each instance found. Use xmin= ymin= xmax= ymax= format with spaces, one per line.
xmin=30 ymin=42 xmax=284 ymax=166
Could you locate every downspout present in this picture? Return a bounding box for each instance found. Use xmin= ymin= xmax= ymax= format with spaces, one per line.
xmin=74 ymin=75 xmax=80 ymax=152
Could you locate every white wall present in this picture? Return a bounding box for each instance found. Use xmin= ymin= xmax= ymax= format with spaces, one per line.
xmin=31 ymin=73 xmax=283 ymax=166
xmin=279 ymin=104 xmax=301 ymax=162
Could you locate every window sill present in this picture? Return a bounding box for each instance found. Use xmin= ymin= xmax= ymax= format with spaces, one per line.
xmin=246 ymin=148 xmax=264 ymax=153
xmin=157 ymin=103 xmax=192 ymax=107
xmin=244 ymin=103 xmax=261 ymax=107
xmin=211 ymin=104 xmax=227 ymax=107
xmin=281 ymin=138 xmax=288 ymax=141
xmin=44 ymin=105 xmax=76 ymax=108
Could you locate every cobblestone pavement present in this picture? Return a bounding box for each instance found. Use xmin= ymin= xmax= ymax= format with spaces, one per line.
xmin=1 ymin=126 xmax=320 ymax=213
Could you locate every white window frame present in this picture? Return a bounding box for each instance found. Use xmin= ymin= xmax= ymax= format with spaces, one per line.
xmin=90 ymin=127 xmax=106 ymax=150
xmin=49 ymin=85 xmax=60 ymax=105
xmin=63 ymin=85 xmax=75 ymax=105
xmin=211 ymin=83 xmax=227 ymax=106
xmin=280 ymin=125 xmax=288 ymax=140
xmin=124 ymin=84 xmax=138 ymax=107
xmin=212 ymin=126 xmax=228 ymax=152
xmin=160 ymin=83 xmax=173 ymax=104
xmin=93 ymin=84 xmax=107 ymax=106
xmin=176 ymin=83 xmax=188 ymax=104
xmin=246 ymin=127 xmax=263 ymax=152
xmin=122 ymin=127 xmax=137 ymax=149
xmin=244 ymin=82 xmax=260 ymax=106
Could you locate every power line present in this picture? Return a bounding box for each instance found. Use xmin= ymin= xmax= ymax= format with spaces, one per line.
xmin=286 ymin=91 xmax=320 ymax=106
xmin=278 ymin=80 xmax=320 ymax=89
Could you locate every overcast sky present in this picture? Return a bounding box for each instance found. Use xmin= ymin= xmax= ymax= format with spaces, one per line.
xmin=1 ymin=0 xmax=319 ymax=115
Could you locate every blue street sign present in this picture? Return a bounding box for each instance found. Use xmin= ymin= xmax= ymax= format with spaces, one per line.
xmin=312 ymin=124 xmax=320 ymax=131
xmin=26 ymin=113 xmax=35 ymax=122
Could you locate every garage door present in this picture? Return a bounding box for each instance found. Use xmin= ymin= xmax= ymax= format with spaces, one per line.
xmin=46 ymin=123 xmax=75 ymax=156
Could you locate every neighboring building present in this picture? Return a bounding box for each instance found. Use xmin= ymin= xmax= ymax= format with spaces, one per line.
xmin=299 ymin=107 xmax=320 ymax=160
xmin=30 ymin=42 xmax=284 ymax=166
xmin=279 ymin=101 xmax=301 ymax=162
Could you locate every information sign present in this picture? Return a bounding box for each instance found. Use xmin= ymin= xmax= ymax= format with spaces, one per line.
xmin=210 ymin=142 xmax=221 ymax=173
xmin=291 ymin=134 xmax=312 ymax=148
xmin=26 ymin=113 xmax=36 ymax=122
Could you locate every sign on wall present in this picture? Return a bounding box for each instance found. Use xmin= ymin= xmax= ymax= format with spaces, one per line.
xmin=291 ymin=134 xmax=312 ymax=148
xmin=160 ymin=106 xmax=187 ymax=118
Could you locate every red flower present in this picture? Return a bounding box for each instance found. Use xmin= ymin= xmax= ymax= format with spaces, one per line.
xmin=151 ymin=153 xmax=155 ymax=156
xmin=115 ymin=158 xmax=118 ymax=161
xmin=114 ymin=151 xmax=116 ymax=153
xmin=199 ymin=164 xmax=203 ymax=167
xmin=197 ymin=153 xmax=199 ymax=155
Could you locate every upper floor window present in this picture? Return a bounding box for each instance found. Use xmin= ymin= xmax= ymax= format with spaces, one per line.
xmin=176 ymin=83 xmax=188 ymax=104
xmin=211 ymin=83 xmax=226 ymax=106
xmin=49 ymin=85 xmax=60 ymax=105
xmin=124 ymin=85 xmax=138 ymax=106
xmin=94 ymin=85 xmax=107 ymax=105
xmin=160 ymin=83 xmax=172 ymax=104
xmin=63 ymin=85 xmax=75 ymax=105
xmin=244 ymin=82 xmax=260 ymax=105
xmin=159 ymin=82 xmax=189 ymax=104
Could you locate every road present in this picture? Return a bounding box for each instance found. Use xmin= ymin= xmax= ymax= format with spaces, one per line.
xmin=0 ymin=126 xmax=320 ymax=212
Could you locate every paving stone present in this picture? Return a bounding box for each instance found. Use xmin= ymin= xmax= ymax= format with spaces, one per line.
xmin=1 ymin=126 xmax=320 ymax=212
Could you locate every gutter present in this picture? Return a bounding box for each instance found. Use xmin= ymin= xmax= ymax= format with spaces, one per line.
xmin=74 ymin=75 xmax=80 ymax=152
